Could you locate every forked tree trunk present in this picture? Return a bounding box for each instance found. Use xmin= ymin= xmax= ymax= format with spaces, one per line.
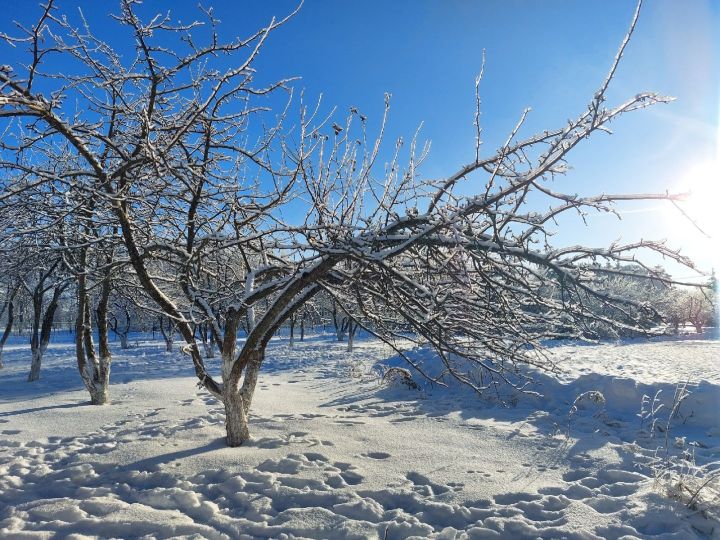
xmin=216 ymin=279 xmax=325 ymax=446
xmin=110 ymin=307 xmax=132 ymax=349
xmin=215 ymin=314 xmax=263 ymax=447
xmin=28 ymin=285 xmax=63 ymax=382
xmin=223 ymin=349 xmax=263 ymax=447
xmin=76 ymin=273 xmax=112 ymax=405
xmin=110 ymin=318 xmax=131 ymax=350
xmin=332 ymin=303 xmax=347 ymax=342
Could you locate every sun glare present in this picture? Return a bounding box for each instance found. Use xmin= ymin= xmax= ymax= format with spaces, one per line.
xmin=665 ymin=160 xmax=720 ymax=273
xmin=671 ymin=161 xmax=720 ymax=238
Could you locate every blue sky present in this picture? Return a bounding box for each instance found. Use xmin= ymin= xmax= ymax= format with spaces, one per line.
xmin=3 ymin=1 xmax=718 ymax=277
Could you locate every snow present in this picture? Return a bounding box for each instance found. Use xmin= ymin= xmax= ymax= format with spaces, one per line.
xmin=0 ymin=332 xmax=718 ymax=539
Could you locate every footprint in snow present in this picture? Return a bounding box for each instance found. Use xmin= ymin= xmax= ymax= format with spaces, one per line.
xmin=330 ymin=461 xmax=365 ymax=486
xmin=340 ymin=470 xmax=364 ymax=485
xmin=584 ymin=495 xmax=625 ymax=514
xmin=406 ymin=471 xmax=452 ymax=496
xmin=302 ymin=452 xmax=327 ymax=462
xmin=362 ymin=451 xmax=391 ymax=460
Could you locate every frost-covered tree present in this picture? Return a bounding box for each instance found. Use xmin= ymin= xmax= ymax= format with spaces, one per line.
xmin=0 ymin=169 xmax=72 ymax=380
xmin=655 ymin=279 xmax=715 ymax=335
xmin=545 ymin=264 xmax=675 ymax=338
xmin=23 ymin=260 xmax=70 ymax=382
xmin=679 ymin=289 xmax=714 ymax=334
xmin=0 ymin=0 xmax=704 ymax=445
xmin=61 ymin=214 xmax=118 ymax=405
xmin=108 ymin=295 xmax=133 ymax=350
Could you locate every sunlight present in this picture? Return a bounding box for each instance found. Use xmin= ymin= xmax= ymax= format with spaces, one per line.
xmin=668 ymin=160 xmax=719 ymax=265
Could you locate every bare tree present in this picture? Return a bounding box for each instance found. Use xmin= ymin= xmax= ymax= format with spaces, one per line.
xmin=158 ymin=316 xmax=177 ymax=353
xmin=196 ymin=321 xmax=215 ymax=359
xmin=681 ymin=289 xmax=714 ymax=334
xmin=0 ymin=0 xmax=704 ymax=446
xmin=22 ymin=263 xmax=69 ymax=382
xmin=331 ymin=300 xmax=351 ymax=343
xmin=109 ymin=295 xmax=133 ymax=350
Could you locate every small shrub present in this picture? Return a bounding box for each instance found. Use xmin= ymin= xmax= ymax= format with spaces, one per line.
xmin=381 ymin=367 xmax=419 ymax=390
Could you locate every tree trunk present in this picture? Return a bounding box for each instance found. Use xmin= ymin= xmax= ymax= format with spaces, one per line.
xmin=76 ymin=273 xmax=112 ymax=406
xmin=347 ymin=320 xmax=357 ymax=352
xmin=224 ymin=349 xmax=263 ymax=447
xmin=289 ymin=316 xmax=295 ymax=348
xmin=336 ymin=324 xmax=346 ymax=342
xmin=94 ymin=276 xmax=112 ymax=404
xmin=0 ymin=301 xmax=14 ymax=369
xmin=159 ymin=316 xmax=175 ymax=352
xmin=28 ymin=288 xmax=43 ymax=381
xmin=110 ymin=320 xmax=130 ymax=349
xmin=28 ymin=285 xmax=63 ymax=382
xmin=119 ymin=309 xmax=131 ymax=349
xmin=332 ymin=304 xmax=347 ymax=342
xmin=218 ymin=312 xmax=260 ymax=447
xmin=224 ymin=388 xmax=250 ymax=447
xmin=300 ymin=317 xmax=305 ymax=342
xmin=28 ymin=348 xmax=43 ymax=381
xmin=199 ymin=323 xmax=214 ymax=358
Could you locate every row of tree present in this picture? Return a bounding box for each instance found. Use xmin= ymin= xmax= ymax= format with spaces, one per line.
xmin=0 ymin=1 xmax=713 ymax=445
xmin=1 ymin=263 xmax=713 ymax=372
xmin=0 ymin=270 xmax=366 ymax=374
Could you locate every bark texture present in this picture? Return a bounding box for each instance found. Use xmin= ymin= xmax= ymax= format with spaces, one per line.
xmin=75 ymin=272 xmax=112 ymax=404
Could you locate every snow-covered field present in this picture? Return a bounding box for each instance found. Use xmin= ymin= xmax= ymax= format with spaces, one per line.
xmin=0 ymin=333 xmax=718 ymax=539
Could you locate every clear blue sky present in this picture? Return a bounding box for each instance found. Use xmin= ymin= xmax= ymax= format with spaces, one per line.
xmin=3 ymin=1 xmax=718 ymax=277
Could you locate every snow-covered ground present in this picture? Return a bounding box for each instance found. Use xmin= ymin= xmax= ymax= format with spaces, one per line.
xmin=0 ymin=332 xmax=718 ymax=539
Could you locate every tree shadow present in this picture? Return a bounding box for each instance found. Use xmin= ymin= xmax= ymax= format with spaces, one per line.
xmin=118 ymin=438 xmax=227 ymax=473
xmin=0 ymin=401 xmax=88 ymax=417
